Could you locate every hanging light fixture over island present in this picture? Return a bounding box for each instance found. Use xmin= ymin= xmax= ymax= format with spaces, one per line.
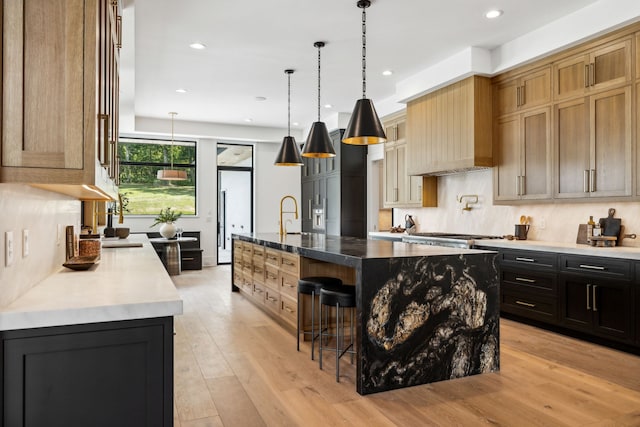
xmin=342 ymin=0 xmax=386 ymax=145
xmin=274 ymin=69 xmax=304 ymax=166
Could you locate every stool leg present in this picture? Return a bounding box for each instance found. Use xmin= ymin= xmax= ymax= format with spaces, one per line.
xmin=336 ymin=302 xmax=340 ymax=382
xmin=310 ymin=290 xmax=315 ymax=360
xmin=319 ymin=301 xmax=323 ymax=370
xmin=350 ymin=306 xmax=354 ymax=364
xmin=296 ymin=290 xmax=300 ymax=352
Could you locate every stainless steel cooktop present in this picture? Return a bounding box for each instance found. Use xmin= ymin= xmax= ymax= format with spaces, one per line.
xmin=402 ymin=232 xmax=504 ymax=248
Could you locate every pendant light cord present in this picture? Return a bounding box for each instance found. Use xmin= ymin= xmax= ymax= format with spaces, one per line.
xmin=317 ymin=45 xmax=322 ymax=121
xmin=287 ymin=71 xmax=292 ymax=136
xmin=361 ymin=4 xmax=367 ymax=99
xmin=170 ymin=112 xmax=176 ymax=170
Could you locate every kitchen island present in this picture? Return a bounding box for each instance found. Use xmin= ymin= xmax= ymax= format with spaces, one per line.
xmin=232 ymin=233 xmax=499 ymax=395
xmin=0 ymin=234 xmax=182 ymax=426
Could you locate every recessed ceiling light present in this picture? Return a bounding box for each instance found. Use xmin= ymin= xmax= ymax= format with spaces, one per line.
xmin=255 ymin=96 xmax=267 ymax=102
xmin=244 ymin=118 xmax=253 ymax=123
xmin=485 ymin=9 xmax=503 ymax=19
xmin=175 ymin=88 xmax=187 ymax=93
xmin=189 ymin=42 xmax=206 ymax=50
xmin=292 ymin=122 xmax=299 ymax=126
xmin=324 ymin=104 xmax=333 ymax=109
xmin=382 ymin=70 xmax=393 ymax=76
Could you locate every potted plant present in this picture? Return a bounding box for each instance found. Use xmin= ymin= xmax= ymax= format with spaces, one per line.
xmin=151 ymin=207 xmax=182 ymax=239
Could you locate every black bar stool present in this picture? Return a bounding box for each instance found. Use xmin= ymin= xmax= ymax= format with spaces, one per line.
xmin=297 ymin=277 xmax=343 ymax=360
xmin=319 ymin=284 xmax=356 ymax=382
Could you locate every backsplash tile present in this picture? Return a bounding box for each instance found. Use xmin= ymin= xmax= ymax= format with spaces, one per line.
xmin=394 ymin=169 xmax=640 ymax=248
xmin=0 ymin=184 xmax=80 ymax=306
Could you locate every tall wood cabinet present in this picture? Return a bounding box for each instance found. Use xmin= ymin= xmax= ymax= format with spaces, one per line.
xmin=555 ymin=86 xmax=632 ymax=198
xmin=0 ymin=0 xmax=121 ymax=200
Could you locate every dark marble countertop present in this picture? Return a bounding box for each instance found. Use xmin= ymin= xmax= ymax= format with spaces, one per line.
xmin=233 ymin=232 xmax=494 ymax=267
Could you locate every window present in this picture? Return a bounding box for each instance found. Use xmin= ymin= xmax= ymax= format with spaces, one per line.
xmin=118 ymin=137 xmax=197 ymax=215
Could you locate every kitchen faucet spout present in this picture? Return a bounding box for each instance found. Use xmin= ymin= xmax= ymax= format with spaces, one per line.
xmin=279 ymin=195 xmax=299 ymax=235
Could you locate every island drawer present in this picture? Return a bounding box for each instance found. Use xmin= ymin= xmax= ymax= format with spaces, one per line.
xmin=264 ymin=288 xmax=280 ymax=314
xmin=265 ymin=264 xmax=279 ymax=289
xmin=241 ymin=241 xmax=253 ymax=256
xmin=560 ymin=255 xmax=631 ymax=279
xmin=279 ymin=271 xmax=298 ymax=299
xmin=499 ymin=249 xmax=557 ymax=269
xmin=252 ymin=245 xmax=265 ymax=265
xmin=251 ymin=282 xmax=266 ymax=305
xmin=280 ymin=252 xmax=299 ymax=274
xmin=240 ymin=272 xmax=253 ymax=294
xmin=252 ymin=263 xmax=265 ymax=284
xmin=265 ymin=248 xmax=280 ymax=267
xmin=280 ymin=294 xmax=297 ymax=328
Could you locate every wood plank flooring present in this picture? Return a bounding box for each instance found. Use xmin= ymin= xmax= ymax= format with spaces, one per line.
xmin=172 ymin=266 xmax=640 ymax=427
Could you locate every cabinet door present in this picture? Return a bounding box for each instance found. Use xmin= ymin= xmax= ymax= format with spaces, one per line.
xmin=383 ymin=145 xmax=398 ymax=206
xmin=396 ymin=143 xmax=407 ymax=203
xmin=325 ymin=174 xmax=340 ymax=236
xmin=495 ymin=67 xmax=551 ymax=116
xmin=555 ymin=98 xmax=590 ymax=198
xmin=2 ymin=0 xmax=85 ymax=169
xmin=521 ymin=108 xmax=551 ymax=199
xmin=591 ymin=282 xmax=632 ymax=342
xmin=590 ymin=38 xmax=631 ymax=92
xmin=590 ymin=86 xmax=632 ymax=197
xmin=637 ymin=82 xmax=640 ymax=197
xmin=301 ymin=179 xmax=313 ymax=232
xmin=559 ymin=276 xmax=593 ymax=332
xmin=636 ymin=32 xmax=640 ymax=80
xmin=494 ymin=115 xmax=521 ymax=201
xmin=553 ymin=54 xmax=589 ymax=101
xmin=408 ymin=176 xmax=423 ymax=204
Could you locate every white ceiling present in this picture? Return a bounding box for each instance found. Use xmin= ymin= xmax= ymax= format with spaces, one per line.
xmin=126 ymin=0 xmax=602 ymax=133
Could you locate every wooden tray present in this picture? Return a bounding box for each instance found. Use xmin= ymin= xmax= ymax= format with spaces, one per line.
xmin=63 ymin=256 xmax=100 ymax=271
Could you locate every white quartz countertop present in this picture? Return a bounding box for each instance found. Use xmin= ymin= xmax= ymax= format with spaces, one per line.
xmin=368 ymin=232 xmax=640 ymax=260
xmin=0 ymin=234 xmax=183 ymax=331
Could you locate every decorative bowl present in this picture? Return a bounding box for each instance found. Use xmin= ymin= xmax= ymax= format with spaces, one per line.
xmin=115 ymin=227 xmax=130 ymax=239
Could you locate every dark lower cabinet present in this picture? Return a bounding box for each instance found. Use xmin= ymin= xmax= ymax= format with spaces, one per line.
xmin=636 ymin=264 xmax=640 ymax=346
xmin=1 ymin=317 xmax=174 ymax=427
xmin=559 ymin=274 xmax=633 ymax=343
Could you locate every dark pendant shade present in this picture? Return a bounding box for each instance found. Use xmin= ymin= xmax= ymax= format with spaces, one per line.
xmin=342 ymin=98 xmax=387 ymax=145
xmin=302 ymin=121 xmax=335 ymax=158
xmin=274 ymin=136 xmax=304 ymax=166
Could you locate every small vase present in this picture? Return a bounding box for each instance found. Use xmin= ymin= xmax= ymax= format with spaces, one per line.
xmin=160 ymin=222 xmax=177 ymax=239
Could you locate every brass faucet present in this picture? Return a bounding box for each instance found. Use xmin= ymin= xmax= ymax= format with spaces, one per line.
xmin=457 ymin=194 xmax=478 ymax=211
xmin=279 ymin=195 xmax=299 ymax=235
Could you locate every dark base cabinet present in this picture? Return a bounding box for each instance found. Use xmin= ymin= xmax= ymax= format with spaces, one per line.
xmin=479 ymin=246 xmax=639 ymax=351
xmin=1 ymin=317 xmax=174 ymax=427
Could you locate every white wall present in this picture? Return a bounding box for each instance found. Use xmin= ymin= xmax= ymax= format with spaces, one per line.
xmin=0 ymin=184 xmax=80 ymax=306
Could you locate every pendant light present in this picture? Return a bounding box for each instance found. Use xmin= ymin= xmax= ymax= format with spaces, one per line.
xmin=301 ymin=41 xmax=336 ymax=158
xmin=157 ymin=112 xmax=188 ymax=180
xmin=342 ymin=0 xmax=386 ymax=145
xmin=274 ymin=69 xmax=304 ymax=166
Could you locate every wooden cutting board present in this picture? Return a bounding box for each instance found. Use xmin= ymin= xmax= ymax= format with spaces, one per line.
xmin=599 ymin=208 xmax=621 ymax=237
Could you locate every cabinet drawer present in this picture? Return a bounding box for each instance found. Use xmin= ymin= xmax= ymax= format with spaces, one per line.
xmin=241 ymin=242 xmax=253 ymax=256
xmin=499 ymin=249 xmax=557 ymax=269
xmin=265 ymin=265 xmax=279 ymax=289
xmin=279 ymin=271 xmax=298 ymax=299
xmin=280 ymin=295 xmax=297 ymax=328
xmin=264 ymin=288 xmax=280 ymax=314
xmin=502 ymin=269 xmax=557 ymax=294
xmin=240 ymin=272 xmax=253 ymax=294
xmin=251 ymin=282 xmax=266 ymax=305
xmin=233 ymin=239 xmax=243 ymax=254
xmin=252 ymin=245 xmax=265 ymax=264
xmin=253 ymin=263 xmax=265 ymax=284
xmin=233 ymin=269 xmax=244 ymax=287
xmin=501 ymin=290 xmax=557 ymax=323
xmin=265 ymin=248 xmax=280 ymax=267
xmin=280 ymin=252 xmax=299 ymax=274
xmin=560 ymin=255 xmax=631 ymax=279
xmin=242 ymin=257 xmax=252 ymax=274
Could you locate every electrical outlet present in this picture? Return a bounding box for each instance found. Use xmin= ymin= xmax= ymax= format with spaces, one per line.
xmin=23 ymin=229 xmax=29 ymax=257
xmin=539 ymin=217 xmax=546 ymax=229
xmin=5 ymin=231 xmax=14 ymax=267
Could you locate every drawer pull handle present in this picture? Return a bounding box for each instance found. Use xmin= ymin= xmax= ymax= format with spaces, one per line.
xmin=515 ymin=301 xmax=536 ymax=308
xmin=515 ymin=257 xmax=535 ymax=263
xmin=592 ymin=284 xmax=598 ymax=312
xmin=586 ymin=284 xmax=591 ymax=310
xmin=182 ymin=257 xmax=195 ymax=261
xmin=267 ymin=296 xmax=277 ymax=302
xmin=578 ymin=264 xmax=605 ymax=271
xmin=286 ymin=284 xmax=295 ymax=288
xmin=515 ymin=277 xmax=536 ymax=283
xmin=283 ymin=307 xmax=295 ymax=313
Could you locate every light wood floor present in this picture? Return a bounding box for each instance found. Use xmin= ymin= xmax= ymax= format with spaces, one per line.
xmin=172 ymin=266 xmax=640 ymax=427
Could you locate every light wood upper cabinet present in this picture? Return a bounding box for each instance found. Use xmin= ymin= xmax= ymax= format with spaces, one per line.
xmin=494 ymin=108 xmax=551 ymax=202
xmin=382 ymin=114 xmax=437 ymax=208
xmin=494 ymin=67 xmax=551 ymax=116
xmin=555 ymin=86 xmax=632 ymax=199
xmin=0 ymin=0 xmax=120 ymax=200
xmin=636 ymin=32 xmax=640 ymax=80
xmin=553 ymin=37 xmax=632 ymax=101
xmin=406 ymin=76 xmax=492 ymax=176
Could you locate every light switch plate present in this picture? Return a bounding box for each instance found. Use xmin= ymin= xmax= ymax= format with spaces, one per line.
xmin=23 ymin=229 xmax=29 ymax=257
xmin=5 ymin=231 xmax=14 ymax=267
